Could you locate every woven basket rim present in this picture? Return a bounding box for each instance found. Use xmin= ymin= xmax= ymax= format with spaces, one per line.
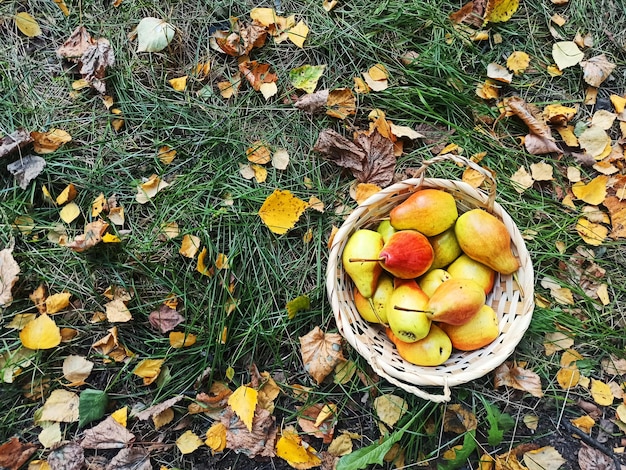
xmin=326 ymin=163 xmax=535 ymax=402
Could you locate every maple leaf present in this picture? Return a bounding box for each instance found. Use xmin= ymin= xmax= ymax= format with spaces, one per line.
xmin=314 ymin=128 xmax=396 ymax=187
xmin=299 ymin=326 xmax=345 ymax=385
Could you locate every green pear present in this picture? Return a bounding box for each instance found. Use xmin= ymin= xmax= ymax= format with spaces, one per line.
xmin=376 ymin=220 xmax=397 ymax=244
xmin=418 ymin=269 xmax=452 ymax=298
xmin=387 ymin=279 xmax=431 ymax=343
xmin=454 ymin=209 xmax=520 ymax=275
xmin=387 ymin=324 xmax=452 ymax=366
xmin=426 ymin=278 xmax=486 ymax=325
xmin=390 ymin=189 xmax=458 ymax=237
xmin=429 ymin=227 xmax=462 ymax=269
xmin=342 ymin=229 xmax=384 ymax=298
xmin=353 ymin=274 xmax=393 ymax=324
xmin=447 ymin=254 xmax=496 ymax=294
xmin=378 ymin=230 xmax=434 ymax=279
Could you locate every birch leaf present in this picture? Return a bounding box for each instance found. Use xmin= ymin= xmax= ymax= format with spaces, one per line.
xmin=15 ymin=12 xmax=42 ymax=37
xmin=136 ymin=17 xmax=175 ymax=53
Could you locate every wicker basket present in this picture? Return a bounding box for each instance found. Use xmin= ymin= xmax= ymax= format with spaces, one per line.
xmin=326 ymin=154 xmax=534 ymax=402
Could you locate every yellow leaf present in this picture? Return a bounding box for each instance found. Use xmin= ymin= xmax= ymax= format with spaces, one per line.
xmin=105 ymin=299 xmax=132 ymax=322
xmin=556 ymin=366 xmax=580 ymax=389
xmin=354 ymin=183 xmax=381 ymax=205
xmin=591 ymin=379 xmax=613 ymax=406
xmin=484 ymin=0 xmax=519 ymax=23
xmin=91 ymin=193 xmax=107 ymax=217
xmin=45 ymin=292 xmax=72 ymax=314
xmin=374 ymin=394 xmax=407 ymax=428
xmin=56 ymin=184 xmax=77 ymax=205
xmin=552 ymin=41 xmax=584 ymax=69
xmin=215 ymin=253 xmax=229 ymax=270
xmin=260 ymin=81 xmax=278 ymax=100
xmin=29 ymin=285 xmax=46 ymax=313
xmin=275 ymin=428 xmax=322 ymax=468
xmin=543 ymin=104 xmax=577 ymax=125
xmin=247 ymin=141 xmax=272 ymax=164
xmin=571 ymin=415 xmax=595 ymax=434
xmin=196 ymin=247 xmax=214 ymax=277
xmin=133 ymin=359 xmax=165 ymax=385
xmin=475 ymin=79 xmax=500 ymax=100
xmin=7 ymin=313 xmax=36 ymax=330
xmin=176 ymin=430 xmax=204 ymax=454
xmin=323 ymin=0 xmax=339 ymax=12
xmin=250 ymin=7 xmax=277 ymax=27
xmin=153 ymin=408 xmax=174 ymax=429
xmin=556 ymin=126 xmax=578 ymax=146
xmin=228 ymin=385 xmax=258 ymax=432
xmin=15 ymin=12 xmax=42 ymax=37
xmin=252 ymin=164 xmax=268 ymax=183
xmin=225 ymin=365 xmax=235 ymax=381
xmin=326 ymin=88 xmax=357 ymax=119
xmin=353 ymin=76 xmax=370 ymax=93
xmin=111 ymin=407 xmax=128 ymax=427
xmin=159 ymin=221 xmax=179 ymax=240
xmin=506 ymin=51 xmax=530 ymax=74
xmin=314 ymin=403 xmax=337 ymax=428
xmin=102 ymin=233 xmax=121 ymax=243
xmin=136 ymin=175 xmax=169 ymax=204
xmin=576 ymin=217 xmax=608 ymax=246
xmin=362 ymin=71 xmax=388 ymax=91
xmin=59 ymin=202 xmax=81 ymax=223
xmin=31 ymin=129 xmax=72 ymax=154
xmin=368 ymin=63 xmax=389 ymax=81
xmin=179 ymin=234 xmax=201 ymax=258
xmin=157 ymin=146 xmax=177 ymax=165
xmin=307 ymin=196 xmax=324 ymax=213
xmin=610 ymin=94 xmax=626 ymax=114
xmin=19 ymin=314 xmax=61 ymax=350
xmin=169 ymin=76 xmax=188 ymax=91
xmin=40 ymin=390 xmax=79 ymax=423
xmin=287 ymin=20 xmax=309 ymax=48
xmin=205 ymin=422 xmax=227 ymax=454
xmin=53 ymin=0 xmax=69 ymax=15
xmin=169 ymin=332 xmax=197 ymax=348
xmin=572 ymin=176 xmax=608 ymax=205
xmin=259 ymin=189 xmax=308 ymax=235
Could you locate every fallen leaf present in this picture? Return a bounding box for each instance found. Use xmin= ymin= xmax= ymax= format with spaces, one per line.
xmin=543 ymin=104 xmax=577 ymax=126
xmin=45 ymin=291 xmax=72 ymax=314
xmin=530 ymin=162 xmax=553 ymax=181
xmin=552 ymin=41 xmax=584 ymax=69
xmin=362 ymin=71 xmax=388 ymax=91
xmin=239 ymin=60 xmax=277 ymax=91
xmin=205 ymin=422 xmax=227 ymax=454
xmin=374 ymin=394 xmax=408 ymax=428
xmin=65 ymin=220 xmax=109 ymax=252
xmin=286 ymin=295 xmax=311 ymax=320
xmin=0 ymin=248 xmax=20 ymax=308
xmin=135 ymin=17 xmax=175 ymax=52
xmin=41 ymin=389 xmax=79 ymax=422
xmin=15 ymin=12 xmax=42 ymax=37
xmin=494 ymin=362 xmax=544 ymax=397
xmin=297 ymin=402 xmax=337 ymax=444
xmin=258 ymin=189 xmax=308 ymax=235
xmin=476 ymin=79 xmax=500 ymax=100
xmin=510 ymin=166 xmax=534 ymax=193
xmin=7 ymin=155 xmax=46 ymax=189
xmin=152 ymin=407 xmax=174 ymax=429
xmin=591 ymin=110 xmax=616 ymax=130
xmin=220 ymin=406 xmax=277 ymax=458
xmin=326 ymin=88 xmax=356 ymax=120
xmin=290 ymin=64 xmax=325 ymax=94
xmin=105 ymin=299 xmax=132 ymax=323
xmin=299 ymin=326 xmax=345 ymax=385
xmin=59 ymin=202 xmax=81 ymax=223
xmin=487 ymin=63 xmax=513 ymax=83
xmin=247 ymin=141 xmax=272 ymax=164
xmin=169 ymin=331 xmax=197 ymax=348
xmin=133 ymin=359 xmax=165 ymax=385
xmin=572 ymin=176 xmax=608 ymax=205
xmin=580 ymin=54 xmax=616 ymax=87
xmin=443 ymin=403 xmax=478 ymax=434
xmin=507 ymin=51 xmax=530 ymax=74
xmin=111 ymin=406 xmax=128 ymax=427
xmin=523 ymin=446 xmax=566 ymax=470
xmin=571 ymin=415 xmax=595 ymax=434
xmin=603 ymin=197 xmax=626 ymax=239
xmin=0 ymin=128 xmax=32 ymax=159
xmin=81 ymin=416 xmax=135 ymax=449
xmin=484 ymin=0 xmax=519 ymax=23
xmin=228 ymin=385 xmax=258 ymax=432
xmin=63 ymin=355 xmax=94 ymax=386
xmin=590 ymin=379 xmax=613 ymax=406
xmin=275 ymin=427 xmax=322 ymax=468
xmin=0 ymin=437 xmax=38 ymax=470
xmin=578 ymin=443 xmax=614 ymax=470
xmin=287 ymin=20 xmax=309 ymax=48
xmin=38 ymin=422 xmax=62 ymax=449
xmin=7 ymin=313 xmax=36 ymax=330
xmin=149 ymin=304 xmax=185 ymax=333
xmin=578 ymin=126 xmax=611 ymax=159
xmin=505 ymin=97 xmax=561 ymax=154
xmin=272 ymin=149 xmax=290 ymax=170
xmin=196 ymin=247 xmax=214 ymax=276
xmin=543 ymin=331 xmax=574 ymax=355
xmin=19 ymin=314 xmax=61 ymax=350
xmin=169 ymin=76 xmax=187 ymax=91
xmin=31 ymin=129 xmax=72 ymax=154
xmin=333 ymin=359 xmax=356 ymax=385
xmin=179 ymin=234 xmax=201 ymax=258
xmin=133 ymin=395 xmax=184 ymax=421
xmin=136 ymin=174 xmax=169 ymax=203
xmin=175 ymin=430 xmax=204 ymax=454
xmin=294 ymin=89 xmax=329 ymax=113
xmin=106 ymin=447 xmax=151 ymax=470
xmin=523 ymin=414 xmax=539 ymax=431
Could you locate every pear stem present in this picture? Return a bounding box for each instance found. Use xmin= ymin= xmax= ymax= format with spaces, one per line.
xmin=348 ymin=258 xmax=384 ymax=262
xmin=393 ymin=306 xmax=433 ymax=314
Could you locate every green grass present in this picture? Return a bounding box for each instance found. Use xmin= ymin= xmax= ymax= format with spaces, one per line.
xmin=2 ymin=0 xmax=626 ymax=467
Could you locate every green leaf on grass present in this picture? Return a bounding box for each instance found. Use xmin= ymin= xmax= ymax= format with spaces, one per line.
xmin=289 ymin=65 xmax=326 ymax=94
xmin=286 ymin=295 xmax=310 ymax=319
xmin=79 ymin=389 xmax=108 ymax=428
xmin=437 ymin=430 xmax=477 ymax=470
xmin=480 ymin=395 xmax=514 ymax=446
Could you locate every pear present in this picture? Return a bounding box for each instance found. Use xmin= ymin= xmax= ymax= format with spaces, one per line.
xmin=454 ymin=209 xmax=520 ymax=275
xmin=376 ymin=220 xmax=397 ymax=244
xmin=389 ymin=189 xmax=458 ymax=237
xmin=418 ymin=269 xmax=452 ymax=298
xmin=429 ymin=227 xmax=462 ymax=269
xmin=426 ymin=278 xmax=486 ymax=325
xmin=378 ymin=230 xmax=434 ymax=279
xmin=387 ymin=324 xmax=452 ymax=366
xmin=342 ymin=229 xmax=384 ymax=298
xmin=387 ymin=279 xmax=431 ymax=343
xmin=353 ymin=274 xmax=393 ymax=324
xmin=439 ymin=304 xmax=499 ymax=351
xmin=447 ymin=254 xmax=496 ymax=294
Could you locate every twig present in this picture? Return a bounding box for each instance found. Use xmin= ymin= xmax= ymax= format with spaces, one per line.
xmin=561 ymin=419 xmax=622 ymax=470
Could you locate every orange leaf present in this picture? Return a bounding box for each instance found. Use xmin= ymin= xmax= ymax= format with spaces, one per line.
xmin=239 ymin=61 xmax=277 ymax=91
xmin=326 ymin=88 xmax=356 ymax=120
xmin=228 ymin=385 xmax=259 ymax=432
xmin=247 ymin=141 xmax=272 ymax=164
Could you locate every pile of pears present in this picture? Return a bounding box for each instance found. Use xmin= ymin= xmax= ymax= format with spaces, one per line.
xmin=341 ymin=188 xmax=520 ymax=367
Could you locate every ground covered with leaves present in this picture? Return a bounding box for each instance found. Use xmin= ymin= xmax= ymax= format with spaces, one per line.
xmin=2 ymin=0 xmax=626 ymax=469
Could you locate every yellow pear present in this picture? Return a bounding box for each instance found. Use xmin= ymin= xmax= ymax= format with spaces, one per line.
xmin=389 ymin=189 xmax=458 ymax=237
xmin=387 ymin=324 xmax=452 ymax=366
xmin=426 ymin=278 xmax=485 ymax=325
xmin=454 ymin=209 xmax=520 ymax=275
xmin=447 ymin=254 xmax=496 ymax=294
xmin=353 ymin=274 xmax=393 ymax=324
xmin=376 ymin=220 xmax=397 ymax=244
xmin=429 ymin=227 xmax=462 ymax=269
xmin=418 ymin=269 xmax=452 ymax=298
xmin=342 ymin=229 xmax=384 ymax=298
xmin=439 ymin=304 xmax=499 ymax=351
xmin=386 ymin=279 xmax=431 ymax=343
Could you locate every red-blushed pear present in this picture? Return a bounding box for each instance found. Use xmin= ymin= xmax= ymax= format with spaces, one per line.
xmin=454 ymin=209 xmax=520 ymax=275
xmin=447 ymin=253 xmax=496 ymax=294
xmin=386 ymin=324 xmax=452 ymax=366
xmin=389 ymin=189 xmax=458 ymax=237
xmin=418 ymin=269 xmax=452 ymax=298
xmin=386 ymin=279 xmax=431 ymax=343
xmin=429 ymin=227 xmax=462 ymax=269
xmin=353 ymin=274 xmax=394 ymax=324
xmin=342 ymin=229 xmax=384 ymax=298
xmin=439 ymin=304 xmax=499 ymax=351
xmin=378 ymin=230 xmax=434 ymax=279
xmin=376 ymin=220 xmax=397 ymax=244
xmin=426 ymin=278 xmax=486 ymax=325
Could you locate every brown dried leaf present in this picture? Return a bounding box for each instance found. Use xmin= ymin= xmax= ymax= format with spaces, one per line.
xmin=133 ymin=395 xmax=184 ymax=421
xmin=601 ymin=355 xmax=626 ymax=376
xmin=81 ymin=416 xmax=135 ymax=449
xmin=65 ymin=220 xmax=109 ymax=252
xmin=443 ymin=403 xmax=478 ymax=434
xmin=578 ymin=443 xmax=615 ymax=470
xmin=0 ymin=248 xmax=20 ymax=308
xmin=326 ymin=88 xmax=356 ymax=120
xmin=47 ymin=442 xmax=84 ymax=470
xmin=603 ymin=196 xmax=626 ymax=239
xmin=580 ymin=55 xmax=616 ymax=88
xmin=0 ymin=128 xmax=32 ymax=159
xmin=148 ymin=305 xmax=184 ymax=333
xmin=299 ymin=326 xmax=345 ymax=385
xmin=313 ymin=129 xmax=366 ymax=174
xmin=105 ymin=447 xmax=151 ymax=470
xmin=221 ymin=406 xmax=277 ymax=458
xmin=239 ymin=60 xmax=277 ymax=91
xmin=295 ymin=89 xmax=329 ymax=114
xmin=353 ymin=130 xmax=396 ymax=186
xmin=0 ymin=437 xmax=38 ymax=470
xmin=297 ymin=403 xmax=337 ymax=444
xmin=494 ymin=362 xmax=544 ymax=397
xmin=79 ymin=38 xmax=114 ymax=93
xmin=506 ymin=97 xmax=561 ymax=154
xmin=7 ymin=155 xmax=46 ymax=190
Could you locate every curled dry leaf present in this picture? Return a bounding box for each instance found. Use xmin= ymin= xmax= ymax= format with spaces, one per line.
xmin=47 ymin=442 xmax=84 ymax=470
xmin=239 ymin=60 xmax=277 ymax=92
xmin=81 ymin=416 xmax=135 ymax=449
xmin=578 ymin=443 xmax=615 ymax=470
xmin=0 ymin=128 xmax=32 ymax=159
xmin=220 ymin=406 xmax=277 ymax=458
xmin=65 ymin=220 xmax=109 ymax=252
xmin=0 ymin=437 xmax=38 ymax=470
xmin=149 ymin=304 xmax=184 ymax=333
xmin=297 ymin=403 xmax=337 ymax=444
xmin=134 ymin=395 xmax=184 ymax=421
xmin=7 ymin=155 xmax=46 ymax=190
xmin=299 ymin=326 xmax=345 ymax=385
xmin=294 ymin=89 xmax=329 ymax=114
xmin=580 ymin=54 xmax=616 ymax=88
xmin=494 ymin=361 xmax=544 ymax=397
xmin=506 ymin=97 xmax=561 ymax=154
xmin=107 ymin=447 xmax=151 ymax=470
xmin=0 ymin=248 xmax=20 ymax=308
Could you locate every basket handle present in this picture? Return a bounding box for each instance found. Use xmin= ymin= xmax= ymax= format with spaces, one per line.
xmin=410 ymin=154 xmax=497 ymax=212
xmin=369 ymin=356 xmax=452 ymax=403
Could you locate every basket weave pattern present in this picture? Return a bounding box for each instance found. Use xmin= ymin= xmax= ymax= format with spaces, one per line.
xmin=326 ymin=155 xmax=534 ymax=402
